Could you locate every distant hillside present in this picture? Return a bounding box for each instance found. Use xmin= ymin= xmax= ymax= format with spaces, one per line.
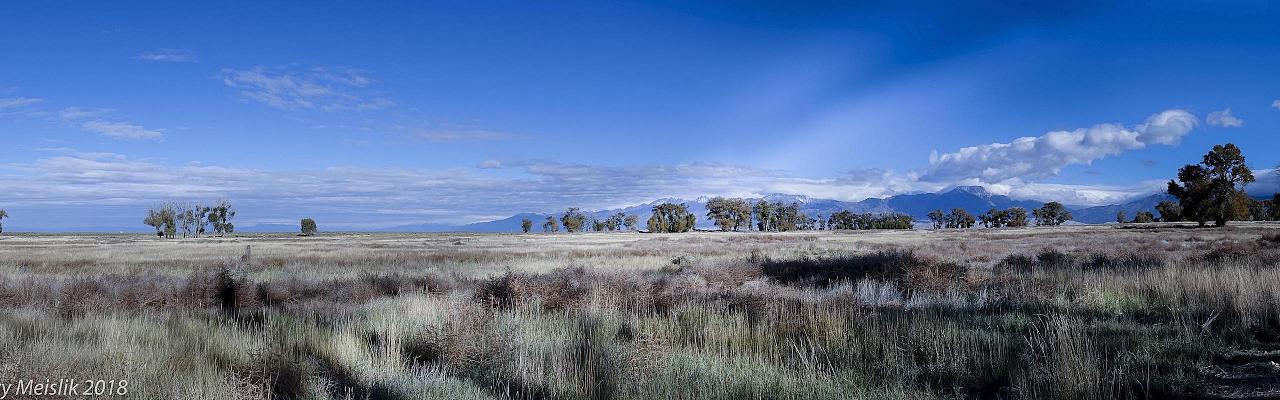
xmin=1069 ymin=193 xmax=1175 ymax=224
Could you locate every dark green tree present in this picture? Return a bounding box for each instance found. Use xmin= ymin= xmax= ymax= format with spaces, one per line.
xmin=1270 ymin=193 xmax=1280 ymax=221
xmin=927 ymin=209 xmax=945 ymax=230
xmin=300 ymin=218 xmax=318 ymax=235
xmin=1005 ymin=207 xmax=1028 ymax=227
xmin=1033 ymin=202 xmax=1072 ymax=226
xmin=1154 ymin=200 xmax=1182 ymax=222
xmin=1169 ymin=143 xmax=1255 ymax=227
xmin=752 ymin=201 xmax=775 ymax=232
xmin=946 ymin=208 xmax=976 ymax=229
xmin=1132 ymin=211 xmax=1155 ymax=223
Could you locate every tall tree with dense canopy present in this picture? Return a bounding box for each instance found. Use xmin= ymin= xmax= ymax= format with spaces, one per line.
xmin=560 ymin=208 xmax=587 ymax=233
xmin=1168 ymin=143 xmax=1255 ymax=227
xmin=521 ymin=218 xmax=533 ymax=233
xmin=1005 ymin=207 xmax=1028 ymax=227
xmin=647 ymin=203 xmax=695 ymax=233
xmin=1032 ymin=202 xmax=1072 ymax=226
xmin=705 ymin=197 xmax=751 ymax=231
xmin=927 ymin=209 xmax=945 ymax=229
xmin=300 ymin=218 xmax=318 ymax=235
xmin=623 ymin=215 xmax=639 ymax=231
xmin=946 ymin=208 xmax=976 ymax=229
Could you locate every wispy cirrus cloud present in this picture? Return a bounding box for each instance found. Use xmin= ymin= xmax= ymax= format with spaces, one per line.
xmin=1206 ymin=108 xmax=1243 ymax=127
xmin=409 ymin=128 xmax=526 ymax=143
xmin=220 ymin=65 xmax=395 ymax=111
xmin=0 ymin=97 xmax=43 ymax=110
xmin=56 ymin=107 xmax=114 ymax=122
xmin=134 ymin=49 xmax=198 ymax=63
xmin=1272 ymin=99 xmax=1280 ymax=110
xmin=80 ymin=120 xmax=166 ymax=141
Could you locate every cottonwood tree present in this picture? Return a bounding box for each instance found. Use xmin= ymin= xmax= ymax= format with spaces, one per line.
xmin=927 ymin=209 xmax=945 ymax=229
xmin=623 ymin=215 xmax=639 ymax=231
xmin=774 ymin=203 xmax=802 ymax=232
xmin=981 ymin=208 xmax=1010 ymax=228
xmin=1005 ymin=207 xmax=1028 ymax=227
xmin=207 ymin=199 xmax=236 ymax=236
xmin=300 ymin=218 xmax=318 ymax=235
xmin=0 ymin=208 xmax=8 ymax=234
xmin=752 ymin=201 xmax=775 ymax=232
xmin=647 ymin=203 xmax=695 ymax=233
xmin=1032 ymin=202 xmax=1072 ymax=226
xmin=1168 ymin=143 xmax=1255 ymax=227
xmin=1155 ymin=200 xmax=1182 ymax=222
xmin=946 ymin=208 xmax=976 ymax=229
xmin=543 ymin=216 xmax=559 ymax=232
xmin=521 ymin=218 xmax=533 ymax=233
xmin=144 ymin=203 xmax=179 ymax=239
xmin=1116 ymin=211 xmax=1126 ymax=224
xmin=561 ymin=208 xmax=587 ymax=233
xmin=705 ymin=197 xmax=751 ymax=231
xmin=179 ymin=202 xmax=210 ymax=238
xmin=1132 ymin=211 xmax=1155 ymax=223
xmin=828 ymin=210 xmax=856 ymax=230
xmin=1269 ymin=193 xmax=1280 ymax=221
xmin=608 ymin=212 xmax=625 ymax=232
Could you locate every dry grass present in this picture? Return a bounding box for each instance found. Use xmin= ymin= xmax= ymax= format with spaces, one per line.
xmin=1 ymin=223 xmax=1278 ymax=399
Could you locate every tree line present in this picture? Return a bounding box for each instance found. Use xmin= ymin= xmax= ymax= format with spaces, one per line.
xmin=143 ymin=199 xmax=236 ymax=238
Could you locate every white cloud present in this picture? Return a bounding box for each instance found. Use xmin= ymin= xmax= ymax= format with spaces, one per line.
xmin=220 ymin=65 xmax=395 ymax=111
xmin=0 ymin=97 xmax=42 ymax=110
xmin=81 ymin=120 xmax=165 ymax=141
xmin=134 ymin=49 xmax=198 ymax=63
xmin=477 ymin=160 xmax=503 ymax=169
xmin=922 ymin=109 xmax=1196 ymax=183
xmin=57 ymin=107 xmax=113 ymax=122
xmin=410 ymin=129 xmax=524 ymax=143
xmin=1206 ymin=108 xmax=1243 ymax=127
xmin=1272 ymin=99 xmax=1280 ymax=110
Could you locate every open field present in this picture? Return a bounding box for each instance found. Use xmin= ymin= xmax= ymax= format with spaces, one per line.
xmin=2 ymin=224 xmax=1280 ymax=399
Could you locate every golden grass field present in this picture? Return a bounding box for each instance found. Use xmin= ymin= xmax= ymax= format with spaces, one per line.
xmin=1 ymin=224 xmax=1279 ymax=399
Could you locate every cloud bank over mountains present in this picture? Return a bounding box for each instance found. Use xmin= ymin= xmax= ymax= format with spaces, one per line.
xmin=2 ymin=107 xmax=1256 ymax=231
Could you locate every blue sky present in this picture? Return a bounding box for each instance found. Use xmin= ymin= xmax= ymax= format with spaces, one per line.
xmin=1 ymin=1 xmax=1278 ymax=230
